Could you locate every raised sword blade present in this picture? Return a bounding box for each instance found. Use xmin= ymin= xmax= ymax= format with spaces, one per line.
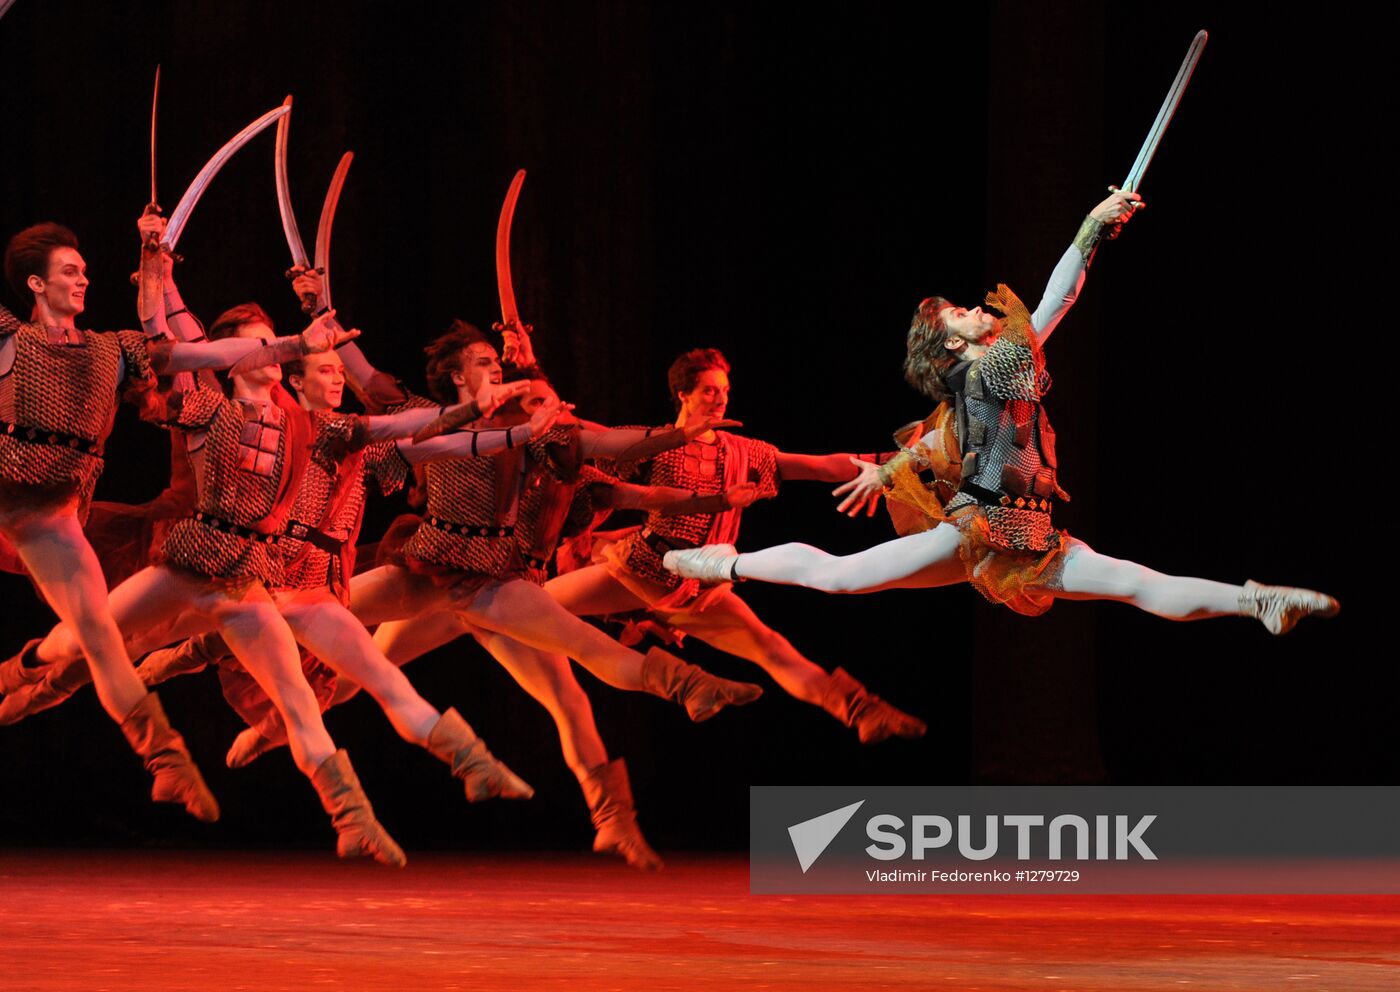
xmin=275 ymin=95 xmax=311 ymax=270
xmin=313 ymin=152 xmax=353 ymax=313
xmin=162 ymin=103 xmax=291 ymax=251
xmin=149 ymin=65 xmax=161 ymax=210
xmin=496 ymin=169 xmax=527 ymax=331
xmin=1122 ymin=30 xmax=1208 ymax=193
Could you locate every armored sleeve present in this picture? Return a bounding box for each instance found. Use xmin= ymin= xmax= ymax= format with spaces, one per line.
xmin=977 ymin=337 xmax=1049 ymax=403
xmin=163 ymin=387 xmax=227 ymax=432
xmin=0 ymin=304 xmax=21 ymax=339
xmin=741 ymin=436 xmax=781 ymax=498
xmin=309 ymin=412 xmax=372 ymax=473
xmin=115 ymin=330 xmax=158 ymax=396
xmin=589 ymin=424 xmax=654 ymax=483
xmin=363 ymin=439 xmax=411 ymax=497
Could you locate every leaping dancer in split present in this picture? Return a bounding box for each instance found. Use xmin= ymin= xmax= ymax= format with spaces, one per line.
xmin=665 ymin=33 xmax=1338 ymax=635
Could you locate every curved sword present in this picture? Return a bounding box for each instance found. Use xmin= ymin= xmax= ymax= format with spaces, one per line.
xmin=493 ymin=169 xmax=534 ymax=365
xmin=162 ymin=103 xmax=291 ymax=253
xmin=274 ymin=95 xmax=318 ymax=312
xmin=313 ymin=152 xmax=353 ymax=314
xmin=137 ymin=65 xmax=164 ymax=323
xmin=1121 ymin=30 xmax=1207 ymax=194
xmin=148 ymin=65 xmax=161 ymax=213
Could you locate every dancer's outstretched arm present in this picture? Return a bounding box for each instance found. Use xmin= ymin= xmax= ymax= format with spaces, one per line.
xmin=578 ymin=416 xmax=738 ymax=460
xmin=1034 ymin=188 xmax=1141 ymax=344
xmin=395 ymin=396 xmax=564 ymax=463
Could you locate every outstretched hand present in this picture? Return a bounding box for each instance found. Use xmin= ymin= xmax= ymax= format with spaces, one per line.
xmin=724 ymin=482 xmax=764 ymax=509
xmin=527 ymin=395 xmax=573 ymax=436
xmin=300 ymin=310 xmax=359 ymax=352
xmin=683 ymin=416 xmax=742 ymax=441
xmin=833 ymin=456 xmax=884 ymax=518
xmin=475 ymin=379 xmax=531 ymax=417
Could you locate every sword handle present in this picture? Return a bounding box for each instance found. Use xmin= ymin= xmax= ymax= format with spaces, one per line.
xmin=286 ymin=266 xmax=325 ymax=315
xmin=141 ymin=201 xmax=164 ymax=250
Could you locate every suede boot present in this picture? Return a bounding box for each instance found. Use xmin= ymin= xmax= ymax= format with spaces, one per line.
xmin=311 ymin=749 xmax=407 ymax=868
xmin=640 ymin=646 xmax=762 ymax=722
xmin=119 ymin=693 xmax=220 ymax=822
xmin=820 ymin=667 xmax=927 ymax=744
xmin=581 ymin=758 xmax=663 ymax=871
xmin=138 ymin=631 xmax=227 ymax=687
xmin=426 ymin=708 xmax=534 ymax=801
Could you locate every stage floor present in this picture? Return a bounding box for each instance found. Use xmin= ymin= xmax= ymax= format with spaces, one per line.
xmin=1 ymin=850 xmax=1396 ymax=991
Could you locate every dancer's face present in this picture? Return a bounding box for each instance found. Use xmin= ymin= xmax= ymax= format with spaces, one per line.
xmin=29 ymin=247 xmax=89 ymax=318
xmin=234 ymin=321 xmax=282 ymax=385
xmin=452 ymin=342 xmax=502 ymax=394
xmin=941 ymin=305 xmax=998 ymax=354
xmin=677 ymin=368 xmax=730 ymax=423
xmin=291 ymin=351 xmax=346 ymax=411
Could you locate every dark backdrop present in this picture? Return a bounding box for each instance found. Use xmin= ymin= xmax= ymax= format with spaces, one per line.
xmin=0 ymin=1 xmax=1382 ymax=852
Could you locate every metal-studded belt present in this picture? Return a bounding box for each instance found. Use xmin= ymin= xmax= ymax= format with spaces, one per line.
xmin=282 ymin=519 xmax=344 ymax=555
xmin=1 ymin=420 xmax=103 ymax=457
xmin=188 ymin=511 xmax=280 ymax=544
xmin=642 ymin=528 xmax=697 ymax=557
xmin=958 ymin=482 xmax=1053 ymax=513
xmin=423 ymin=516 xmax=515 ymax=538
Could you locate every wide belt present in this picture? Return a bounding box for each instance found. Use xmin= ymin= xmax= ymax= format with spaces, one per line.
xmin=188 ymin=511 xmax=280 ymax=544
xmin=282 ymin=519 xmax=345 ymax=555
xmin=959 ymin=481 xmax=1053 ymax=513
xmin=423 ymin=516 xmax=515 ymax=539
xmin=642 ymin=528 xmax=697 ymax=556
xmin=1 ymin=420 xmax=103 ymax=457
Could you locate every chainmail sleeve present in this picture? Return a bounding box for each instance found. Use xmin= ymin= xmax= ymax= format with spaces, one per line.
xmin=0 ymin=304 xmax=21 ymax=338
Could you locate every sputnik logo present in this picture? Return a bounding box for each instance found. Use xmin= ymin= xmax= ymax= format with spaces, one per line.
xmin=788 ymin=800 xmax=865 ymax=872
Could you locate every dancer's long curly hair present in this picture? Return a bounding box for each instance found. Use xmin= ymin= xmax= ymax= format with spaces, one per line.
xmin=424 ymin=319 xmax=492 ymax=403
xmin=903 ymin=296 xmax=958 ymax=402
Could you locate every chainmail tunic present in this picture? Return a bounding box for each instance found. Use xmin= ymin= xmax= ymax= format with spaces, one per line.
xmin=280 ymin=428 xmax=409 ymax=591
xmin=604 ymin=430 xmax=779 ymax=590
xmin=943 ymin=332 xmax=1066 ymax=552
xmin=0 ymin=322 xmax=155 ymax=516
xmin=158 ymin=389 xmax=291 ymax=585
xmin=402 ymin=418 xmax=581 ymax=580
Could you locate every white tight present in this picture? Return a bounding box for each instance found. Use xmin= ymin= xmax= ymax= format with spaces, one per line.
xmin=38 ymin=563 xmax=337 ymax=775
xmin=546 ymin=564 xmax=831 ymax=703
xmin=733 ymin=524 xmax=1243 ymax=620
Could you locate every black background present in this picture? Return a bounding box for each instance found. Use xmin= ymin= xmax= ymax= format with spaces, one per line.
xmin=0 ymin=1 xmax=1382 ymax=853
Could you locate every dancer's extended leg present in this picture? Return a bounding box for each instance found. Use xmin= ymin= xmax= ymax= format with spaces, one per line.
xmin=278 ymin=592 xmax=438 ymax=746
xmin=471 ymin=630 xmax=607 ymax=775
xmin=5 ymin=511 xmax=146 ymax=720
xmin=1048 ymin=541 xmax=1240 ymax=619
xmin=693 ymin=524 xmax=967 ymax=594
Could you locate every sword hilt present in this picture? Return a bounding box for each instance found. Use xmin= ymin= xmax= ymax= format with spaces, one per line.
xmin=285 ymin=266 xmax=325 ymax=313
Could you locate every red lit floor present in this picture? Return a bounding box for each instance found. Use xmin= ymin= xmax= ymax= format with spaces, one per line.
xmin=1 ymin=851 xmax=1397 ymax=991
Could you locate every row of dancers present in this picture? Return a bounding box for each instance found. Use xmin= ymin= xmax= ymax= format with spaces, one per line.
xmin=0 ymin=170 xmax=1337 ymax=868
